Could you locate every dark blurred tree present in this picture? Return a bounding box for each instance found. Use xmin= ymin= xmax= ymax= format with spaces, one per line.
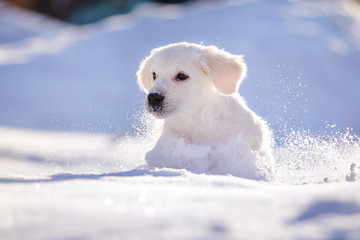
xmin=4 ymin=0 xmax=191 ymax=24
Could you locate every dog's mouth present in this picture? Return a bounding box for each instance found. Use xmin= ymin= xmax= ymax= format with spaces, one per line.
xmin=146 ymin=103 xmax=174 ymax=119
xmin=147 ymin=103 xmax=163 ymax=115
xmin=146 ymin=95 xmax=176 ymax=119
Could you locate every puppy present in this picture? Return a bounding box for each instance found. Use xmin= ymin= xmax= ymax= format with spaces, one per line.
xmin=137 ymin=42 xmax=274 ymax=179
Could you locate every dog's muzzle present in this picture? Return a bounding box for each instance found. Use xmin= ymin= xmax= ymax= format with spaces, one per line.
xmin=147 ymin=92 xmax=165 ymax=112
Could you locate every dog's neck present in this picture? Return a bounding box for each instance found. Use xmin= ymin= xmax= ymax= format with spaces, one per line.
xmin=163 ymin=92 xmax=244 ymax=144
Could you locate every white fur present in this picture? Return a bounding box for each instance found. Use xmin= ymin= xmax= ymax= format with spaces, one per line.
xmin=137 ymin=42 xmax=274 ymax=180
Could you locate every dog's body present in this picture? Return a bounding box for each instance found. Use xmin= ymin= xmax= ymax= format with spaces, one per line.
xmin=137 ymin=42 xmax=274 ymax=179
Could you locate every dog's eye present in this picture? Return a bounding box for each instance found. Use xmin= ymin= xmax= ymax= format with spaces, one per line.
xmin=176 ymin=72 xmax=189 ymax=81
xmin=152 ymin=72 xmax=156 ymax=80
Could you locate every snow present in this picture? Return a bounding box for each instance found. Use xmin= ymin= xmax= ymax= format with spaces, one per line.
xmin=145 ymin=130 xmax=274 ymax=180
xmin=1 ymin=0 xmax=360 ymax=239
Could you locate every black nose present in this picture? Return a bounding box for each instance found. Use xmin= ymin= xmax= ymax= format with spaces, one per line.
xmin=148 ymin=92 xmax=164 ymax=107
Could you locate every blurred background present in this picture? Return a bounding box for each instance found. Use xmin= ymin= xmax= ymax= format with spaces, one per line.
xmin=1 ymin=0 xmax=360 ymax=136
xmin=3 ymin=0 xmax=191 ymax=24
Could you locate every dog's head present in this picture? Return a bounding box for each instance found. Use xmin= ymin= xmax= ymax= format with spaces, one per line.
xmin=137 ymin=42 xmax=247 ymax=118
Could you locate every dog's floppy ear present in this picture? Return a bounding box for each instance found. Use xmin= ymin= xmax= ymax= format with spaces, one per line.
xmin=201 ymin=46 xmax=247 ymax=95
xmin=136 ymin=55 xmax=152 ymax=93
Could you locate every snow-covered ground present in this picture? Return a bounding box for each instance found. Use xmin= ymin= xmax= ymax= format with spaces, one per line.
xmin=1 ymin=0 xmax=360 ymax=239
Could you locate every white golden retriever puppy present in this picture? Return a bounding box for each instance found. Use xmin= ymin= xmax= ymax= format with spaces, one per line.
xmin=137 ymin=42 xmax=274 ymax=180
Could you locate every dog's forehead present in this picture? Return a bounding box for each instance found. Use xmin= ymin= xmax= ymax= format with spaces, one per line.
xmin=150 ymin=47 xmax=202 ymax=72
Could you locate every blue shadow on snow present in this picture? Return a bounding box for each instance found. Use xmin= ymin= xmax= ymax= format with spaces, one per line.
xmin=0 ymin=168 xmax=184 ymax=184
